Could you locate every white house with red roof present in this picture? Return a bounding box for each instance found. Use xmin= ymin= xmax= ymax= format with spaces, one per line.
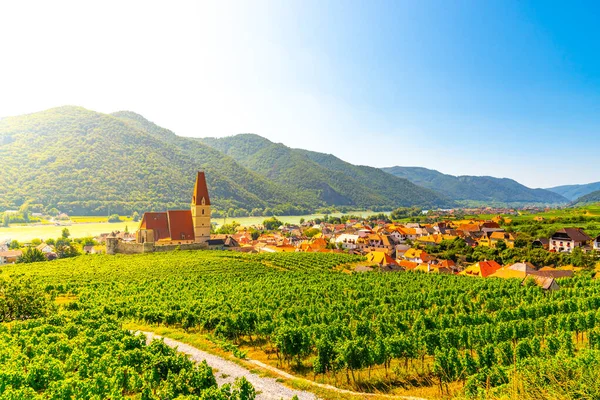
xmin=549 ymin=228 xmax=592 ymax=253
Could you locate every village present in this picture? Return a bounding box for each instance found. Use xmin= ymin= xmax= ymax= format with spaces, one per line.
xmin=1 ymin=172 xmax=599 ymax=293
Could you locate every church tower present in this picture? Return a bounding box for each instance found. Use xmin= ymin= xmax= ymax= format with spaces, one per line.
xmin=191 ymin=171 xmax=211 ymax=243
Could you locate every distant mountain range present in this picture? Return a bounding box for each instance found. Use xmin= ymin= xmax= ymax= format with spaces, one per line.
xmin=1 ymin=106 xmax=595 ymax=216
xmin=546 ymin=182 xmax=600 ymax=201
xmin=381 ymin=166 xmax=568 ymax=205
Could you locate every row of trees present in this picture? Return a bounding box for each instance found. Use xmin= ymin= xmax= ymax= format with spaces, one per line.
xmin=423 ymin=237 xmax=599 ymax=268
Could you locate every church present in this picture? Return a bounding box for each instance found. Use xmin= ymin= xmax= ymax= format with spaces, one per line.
xmin=136 ymin=171 xmax=211 ymax=244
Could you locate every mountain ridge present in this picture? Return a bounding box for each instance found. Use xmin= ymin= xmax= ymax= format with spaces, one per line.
xmin=573 ymin=190 xmax=600 ymax=206
xmin=199 ymin=134 xmax=453 ymax=209
xmin=547 ymin=182 xmax=600 ymax=201
xmin=382 ymin=166 xmax=568 ymax=205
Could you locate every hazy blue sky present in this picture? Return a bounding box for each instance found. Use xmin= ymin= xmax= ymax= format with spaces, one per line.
xmin=1 ymin=1 xmax=599 ymax=187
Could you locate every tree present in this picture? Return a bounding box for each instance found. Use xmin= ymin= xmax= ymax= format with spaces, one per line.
xmin=48 ymin=208 xmax=59 ymax=217
xmin=263 ymin=217 xmax=283 ymax=231
xmin=2 ymin=213 xmax=9 ymax=227
xmin=132 ymin=211 xmax=140 ymax=222
xmin=19 ymin=203 xmax=30 ymax=223
xmin=9 ymin=240 xmax=20 ymax=249
xmin=108 ymin=214 xmax=121 ymax=223
xmin=61 ymin=228 xmax=70 ymax=239
xmin=56 ymin=243 xmax=80 ymax=259
xmin=495 ymin=240 xmax=507 ymax=251
xmin=304 ymin=228 xmax=320 ymax=238
xmin=17 ymin=247 xmax=46 ymax=263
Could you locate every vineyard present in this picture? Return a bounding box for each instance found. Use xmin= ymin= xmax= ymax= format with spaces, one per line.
xmin=3 ymin=250 xmax=600 ymax=398
xmin=0 ymin=309 xmax=254 ymax=399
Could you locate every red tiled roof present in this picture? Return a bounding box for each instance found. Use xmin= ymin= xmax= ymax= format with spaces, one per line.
xmin=167 ymin=210 xmax=195 ymax=241
xmin=192 ymin=171 xmax=210 ymax=206
xmin=139 ymin=212 xmax=170 ymax=241
xmin=479 ymin=260 xmax=502 ymax=277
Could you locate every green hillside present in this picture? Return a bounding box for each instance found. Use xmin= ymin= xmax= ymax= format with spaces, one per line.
xmin=0 ymin=107 xmax=308 ymax=215
xmin=0 ymin=107 xmax=450 ymax=216
xmin=547 ymin=181 xmax=600 ymax=201
xmin=200 ymin=134 xmax=453 ymax=209
xmin=573 ymin=190 xmax=600 ymax=206
xmin=382 ymin=166 xmax=568 ymax=205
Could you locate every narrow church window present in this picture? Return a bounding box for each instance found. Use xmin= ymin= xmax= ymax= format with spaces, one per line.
xmin=202 ymin=209 xmax=204 ymax=215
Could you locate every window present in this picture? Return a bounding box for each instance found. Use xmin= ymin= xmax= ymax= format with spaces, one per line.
xmin=202 ymin=209 xmax=204 ymax=215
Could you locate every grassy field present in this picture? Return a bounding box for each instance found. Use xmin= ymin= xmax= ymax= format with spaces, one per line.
xmin=0 ymin=220 xmax=135 ymax=242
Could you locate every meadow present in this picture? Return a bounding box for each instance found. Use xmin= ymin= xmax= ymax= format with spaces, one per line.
xmin=0 ymin=220 xmax=135 ymax=242
xmin=3 ymin=250 xmax=600 ymax=399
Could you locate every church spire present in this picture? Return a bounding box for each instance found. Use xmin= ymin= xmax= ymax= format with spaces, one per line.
xmin=192 ymin=171 xmax=210 ymax=206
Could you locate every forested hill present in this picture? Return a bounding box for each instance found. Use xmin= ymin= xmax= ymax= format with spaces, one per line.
xmin=199 ymin=134 xmax=453 ymax=209
xmin=0 ymin=107 xmax=310 ymax=215
xmin=547 ymin=182 xmax=600 ymax=201
xmin=0 ymin=107 xmax=451 ymax=215
xmin=573 ymin=190 xmax=600 ymax=206
xmin=382 ymin=166 xmax=568 ymax=205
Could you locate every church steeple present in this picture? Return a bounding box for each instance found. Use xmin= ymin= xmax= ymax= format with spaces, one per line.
xmin=192 ymin=171 xmax=210 ymax=206
xmin=191 ymin=171 xmax=211 ymax=243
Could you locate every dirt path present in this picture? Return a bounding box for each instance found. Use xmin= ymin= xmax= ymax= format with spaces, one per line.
xmin=137 ymin=331 xmax=428 ymax=400
xmin=139 ymin=331 xmax=317 ymax=400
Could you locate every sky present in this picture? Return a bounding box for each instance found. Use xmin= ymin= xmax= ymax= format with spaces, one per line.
xmin=1 ymin=0 xmax=599 ymax=188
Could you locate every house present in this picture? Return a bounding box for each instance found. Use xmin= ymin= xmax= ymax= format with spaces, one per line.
xmin=398 ymin=260 xmax=419 ymax=270
xmin=334 ymin=234 xmax=360 ymax=250
xmin=36 ymin=242 xmax=55 ymax=254
xmin=522 ymin=275 xmax=559 ymax=291
xmin=536 ymin=267 xmax=574 ymax=279
xmin=417 ymin=234 xmax=457 ymax=247
xmin=437 ymin=259 xmax=457 ymax=272
xmin=507 ymin=262 xmax=537 ymax=273
xmin=394 ymin=244 xmax=411 ymax=258
xmin=403 ymin=248 xmax=432 ymax=264
xmin=366 ymin=251 xmax=398 ymax=267
xmin=415 ymin=263 xmax=452 ymax=274
xmin=532 ymin=238 xmax=549 ymax=250
xmin=460 ymin=260 xmax=502 ymax=278
xmin=489 ymin=231 xmax=516 ymax=248
xmin=594 ymin=235 xmax=600 ymax=251
xmin=489 ymin=267 xmax=528 ymax=279
xmin=0 ymin=250 xmax=22 ymax=264
xmin=549 ymin=228 xmax=592 ymax=253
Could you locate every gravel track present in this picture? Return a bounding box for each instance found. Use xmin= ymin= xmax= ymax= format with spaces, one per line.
xmin=138 ymin=331 xmax=428 ymax=400
xmin=139 ymin=331 xmax=317 ymax=400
